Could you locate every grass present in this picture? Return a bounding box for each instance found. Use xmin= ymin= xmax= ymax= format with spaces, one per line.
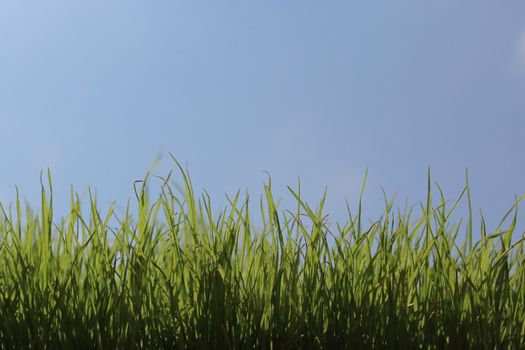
xmin=0 ymin=157 xmax=524 ymax=349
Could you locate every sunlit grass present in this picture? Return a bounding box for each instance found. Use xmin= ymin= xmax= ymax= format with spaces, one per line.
xmin=0 ymin=157 xmax=524 ymax=349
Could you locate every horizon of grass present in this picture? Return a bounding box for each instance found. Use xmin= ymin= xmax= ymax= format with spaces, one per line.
xmin=0 ymin=157 xmax=524 ymax=349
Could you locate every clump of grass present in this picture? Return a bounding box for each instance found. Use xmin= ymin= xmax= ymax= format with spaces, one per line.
xmin=0 ymin=158 xmax=524 ymax=349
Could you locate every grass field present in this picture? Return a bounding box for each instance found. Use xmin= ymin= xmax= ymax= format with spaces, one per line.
xmin=0 ymin=158 xmax=524 ymax=349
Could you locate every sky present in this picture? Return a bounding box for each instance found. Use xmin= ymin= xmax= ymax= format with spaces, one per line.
xmin=1 ymin=1 xmax=524 ymax=238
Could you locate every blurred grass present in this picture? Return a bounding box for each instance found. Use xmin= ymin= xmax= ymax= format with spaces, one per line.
xmin=0 ymin=157 xmax=524 ymax=349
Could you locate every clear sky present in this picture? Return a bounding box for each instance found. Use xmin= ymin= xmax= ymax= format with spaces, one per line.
xmin=1 ymin=1 xmax=524 ymax=237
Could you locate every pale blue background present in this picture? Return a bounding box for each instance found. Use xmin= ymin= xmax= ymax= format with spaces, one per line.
xmin=1 ymin=1 xmax=524 ymax=237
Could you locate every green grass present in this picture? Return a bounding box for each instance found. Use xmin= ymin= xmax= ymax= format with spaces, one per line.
xmin=0 ymin=158 xmax=524 ymax=349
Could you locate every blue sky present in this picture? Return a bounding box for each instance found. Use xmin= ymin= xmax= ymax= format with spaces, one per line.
xmin=1 ymin=1 xmax=524 ymax=237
